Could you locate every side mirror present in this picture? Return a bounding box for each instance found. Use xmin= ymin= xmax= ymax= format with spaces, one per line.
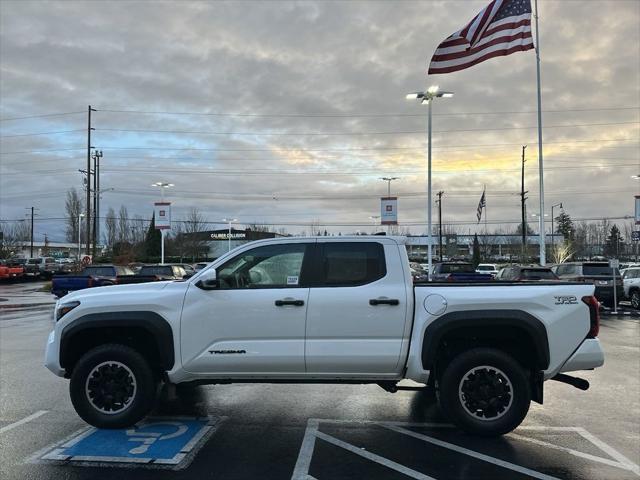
xmin=195 ymin=269 xmax=218 ymax=290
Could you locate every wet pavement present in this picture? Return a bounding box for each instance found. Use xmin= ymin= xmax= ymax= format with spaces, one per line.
xmin=1 ymin=282 xmax=638 ymax=479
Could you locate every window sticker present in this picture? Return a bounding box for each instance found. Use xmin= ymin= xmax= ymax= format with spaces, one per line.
xmin=287 ymin=276 xmax=299 ymax=285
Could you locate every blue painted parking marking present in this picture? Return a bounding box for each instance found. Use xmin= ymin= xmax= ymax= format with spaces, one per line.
xmin=37 ymin=416 xmax=224 ymax=468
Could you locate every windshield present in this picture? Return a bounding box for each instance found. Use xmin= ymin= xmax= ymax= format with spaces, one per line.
xmin=440 ymin=264 xmax=475 ymax=273
xmin=27 ymin=259 xmax=40 ymax=264
xmin=477 ymin=265 xmax=496 ymax=271
xmin=83 ymin=266 xmax=115 ymax=276
xmin=521 ymin=269 xmax=556 ymax=280
xmin=583 ymin=265 xmax=620 ymax=276
xmin=139 ymin=266 xmax=173 ymax=276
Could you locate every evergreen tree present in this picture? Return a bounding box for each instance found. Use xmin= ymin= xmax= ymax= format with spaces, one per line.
xmin=604 ymin=224 xmax=624 ymax=257
xmin=472 ymin=234 xmax=481 ymax=267
xmin=515 ymin=222 xmax=534 ymax=236
xmin=555 ymin=210 xmax=575 ymax=241
xmin=143 ymin=213 xmax=161 ymax=259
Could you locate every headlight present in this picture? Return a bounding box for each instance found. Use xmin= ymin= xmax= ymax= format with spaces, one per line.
xmin=56 ymin=301 xmax=80 ymax=321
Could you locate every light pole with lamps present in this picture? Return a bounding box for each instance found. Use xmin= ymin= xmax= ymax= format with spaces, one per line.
xmin=77 ymin=213 xmax=85 ymax=260
xmin=551 ymin=202 xmax=563 ymax=251
xmin=151 ymin=182 xmax=174 ymax=264
xmin=406 ymin=86 xmax=453 ymax=281
xmin=223 ymin=218 xmax=238 ymax=252
xmin=379 ymin=177 xmax=399 ymax=197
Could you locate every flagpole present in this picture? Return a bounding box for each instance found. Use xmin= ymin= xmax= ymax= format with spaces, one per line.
xmin=484 ymin=185 xmax=488 ymax=257
xmin=534 ymin=0 xmax=546 ymax=265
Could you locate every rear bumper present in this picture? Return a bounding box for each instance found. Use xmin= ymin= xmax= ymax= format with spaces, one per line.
xmin=559 ymin=338 xmax=604 ymax=373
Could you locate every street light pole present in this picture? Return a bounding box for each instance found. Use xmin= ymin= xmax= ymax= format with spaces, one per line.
xmin=223 ymin=218 xmax=238 ymax=252
xmin=77 ymin=213 xmax=85 ymax=260
xmin=406 ymin=86 xmax=454 ymax=281
xmin=551 ymin=202 xmax=563 ymax=254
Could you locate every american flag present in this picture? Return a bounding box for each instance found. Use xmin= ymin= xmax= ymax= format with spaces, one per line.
xmin=429 ymin=0 xmax=534 ymax=75
xmin=477 ymin=189 xmax=486 ymax=223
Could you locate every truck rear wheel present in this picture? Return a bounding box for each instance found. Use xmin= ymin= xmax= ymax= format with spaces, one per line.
xmin=438 ymin=347 xmax=531 ymax=437
xmin=70 ymin=344 xmax=158 ymax=428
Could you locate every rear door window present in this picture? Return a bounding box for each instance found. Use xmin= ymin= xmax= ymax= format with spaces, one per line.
xmin=320 ymin=242 xmax=386 ymax=287
xmin=583 ymin=264 xmax=619 ymax=276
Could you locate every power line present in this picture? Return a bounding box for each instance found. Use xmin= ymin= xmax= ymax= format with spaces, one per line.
xmin=1 ymin=138 xmax=637 ymax=156
xmin=0 ymin=111 xmax=85 ymax=122
xmin=94 ymin=106 xmax=640 ymax=118
xmin=92 ymin=121 xmax=639 ymax=137
xmin=0 ymin=129 xmax=85 ymax=139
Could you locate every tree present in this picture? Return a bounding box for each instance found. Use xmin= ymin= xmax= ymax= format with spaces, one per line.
xmin=182 ymin=208 xmax=208 ymax=261
xmin=0 ymin=221 xmax=29 ymax=258
xmin=117 ymin=206 xmax=130 ymax=244
xmin=143 ymin=213 xmax=161 ymax=259
xmin=604 ymin=224 xmax=624 ymax=258
xmin=472 ymin=234 xmax=481 ymax=267
xmin=515 ymin=222 xmax=534 ymax=236
xmin=555 ymin=210 xmax=575 ymax=241
xmin=551 ymin=241 xmax=574 ymax=264
xmin=105 ymin=207 xmax=117 ymax=251
xmin=64 ymin=188 xmax=83 ymax=243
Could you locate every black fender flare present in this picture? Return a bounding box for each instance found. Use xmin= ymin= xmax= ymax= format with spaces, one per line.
xmin=60 ymin=311 xmax=175 ymax=370
xmin=421 ymin=309 xmax=550 ymax=371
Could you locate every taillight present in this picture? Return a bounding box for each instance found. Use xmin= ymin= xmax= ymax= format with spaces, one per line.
xmin=446 ymin=274 xmax=455 ymax=282
xmin=87 ymin=277 xmax=94 ymax=287
xmin=582 ymin=295 xmax=600 ymax=338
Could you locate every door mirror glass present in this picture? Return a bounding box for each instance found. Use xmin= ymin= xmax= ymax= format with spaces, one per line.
xmin=195 ymin=269 xmax=218 ymax=290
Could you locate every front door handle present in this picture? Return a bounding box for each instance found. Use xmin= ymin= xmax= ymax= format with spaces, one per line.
xmin=275 ymin=299 xmax=305 ymax=307
xmin=369 ymin=298 xmax=400 ymax=306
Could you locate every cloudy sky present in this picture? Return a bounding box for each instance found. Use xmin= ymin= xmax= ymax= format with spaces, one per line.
xmin=1 ymin=0 xmax=639 ymax=241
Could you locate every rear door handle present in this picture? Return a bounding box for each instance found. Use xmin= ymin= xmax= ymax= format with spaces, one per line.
xmin=369 ymin=298 xmax=400 ymax=306
xmin=275 ymin=299 xmax=305 ymax=307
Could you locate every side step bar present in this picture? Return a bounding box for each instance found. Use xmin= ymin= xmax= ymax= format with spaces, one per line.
xmin=551 ymin=373 xmax=590 ymax=391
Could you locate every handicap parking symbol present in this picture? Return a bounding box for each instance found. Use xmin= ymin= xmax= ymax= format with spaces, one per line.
xmin=38 ymin=416 xmax=223 ymax=467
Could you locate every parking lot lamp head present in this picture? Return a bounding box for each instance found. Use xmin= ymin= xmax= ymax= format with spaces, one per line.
xmin=152 ymin=182 xmax=174 ymax=202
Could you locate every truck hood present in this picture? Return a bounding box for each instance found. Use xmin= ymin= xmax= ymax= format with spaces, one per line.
xmin=63 ymin=280 xmax=174 ymax=303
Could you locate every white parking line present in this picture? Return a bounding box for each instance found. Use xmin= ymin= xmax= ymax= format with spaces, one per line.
xmin=382 ymin=424 xmax=560 ymax=480
xmin=314 ymin=430 xmax=436 ymax=480
xmin=0 ymin=410 xmax=48 ymax=434
xmin=574 ymin=428 xmax=640 ymax=477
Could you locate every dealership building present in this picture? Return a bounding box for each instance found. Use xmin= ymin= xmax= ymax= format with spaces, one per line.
xmin=185 ymin=228 xmax=283 ymax=258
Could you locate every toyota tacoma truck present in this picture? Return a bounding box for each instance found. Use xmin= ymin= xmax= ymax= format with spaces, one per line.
xmin=45 ymin=237 xmax=604 ymax=436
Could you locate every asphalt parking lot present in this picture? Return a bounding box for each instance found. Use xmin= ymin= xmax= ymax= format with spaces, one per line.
xmin=1 ymin=281 xmax=639 ymax=479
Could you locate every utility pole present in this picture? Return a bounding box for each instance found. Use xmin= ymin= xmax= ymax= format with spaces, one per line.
xmin=437 ymin=192 xmax=442 ymax=261
xmin=86 ymin=105 xmax=95 ymax=256
xmin=92 ymin=149 xmax=103 ymax=257
xmin=26 ymin=207 xmax=36 ymax=257
xmin=520 ymin=145 xmax=528 ymax=261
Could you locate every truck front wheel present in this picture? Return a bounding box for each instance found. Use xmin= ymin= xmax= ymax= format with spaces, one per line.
xmin=438 ymin=347 xmax=531 ymax=437
xmin=69 ymin=344 xmax=158 ymax=428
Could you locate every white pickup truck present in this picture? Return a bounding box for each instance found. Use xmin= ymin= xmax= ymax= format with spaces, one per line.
xmin=45 ymin=236 xmax=604 ymax=436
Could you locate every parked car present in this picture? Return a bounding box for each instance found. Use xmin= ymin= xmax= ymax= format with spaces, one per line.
xmin=27 ymin=257 xmax=57 ymax=279
xmin=431 ymin=262 xmax=494 ymax=282
xmin=0 ymin=259 xmax=25 ymax=280
xmin=497 ymin=265 xmax=559 ymax=281
xmin=194 ymin=262 xmax=209 ymax=272
xmin=133 ymin=264 xmax=188 ymax=282
xmin=47 ymin=236 xmax=604 ymax=436
xmin=622 ymin=267 xmax=640 ymax=309
xmin=51 ymin=265 xmax=136 ymax=297
xmin=22 ymin=258 xmax=41 ymax=277
xmin=54 ymin=258 xmax=76 ymax=274
xmin=476 ymin=263 xmax=499 ymax=277
xmin=552 ymin=262 xmax=623 ymax=307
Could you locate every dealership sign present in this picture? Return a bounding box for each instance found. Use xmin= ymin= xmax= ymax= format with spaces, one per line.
xmin=380 ymin=197 xmax=398 ymax=225
xmin=154 ymin=202 xmax=171 ymax=230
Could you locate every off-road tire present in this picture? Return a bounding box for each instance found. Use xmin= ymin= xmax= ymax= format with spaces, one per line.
xmin=438 ymin=347 xmax=531 ymax=437
xmin=70 ymin=343 xmax=157 ymax=428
